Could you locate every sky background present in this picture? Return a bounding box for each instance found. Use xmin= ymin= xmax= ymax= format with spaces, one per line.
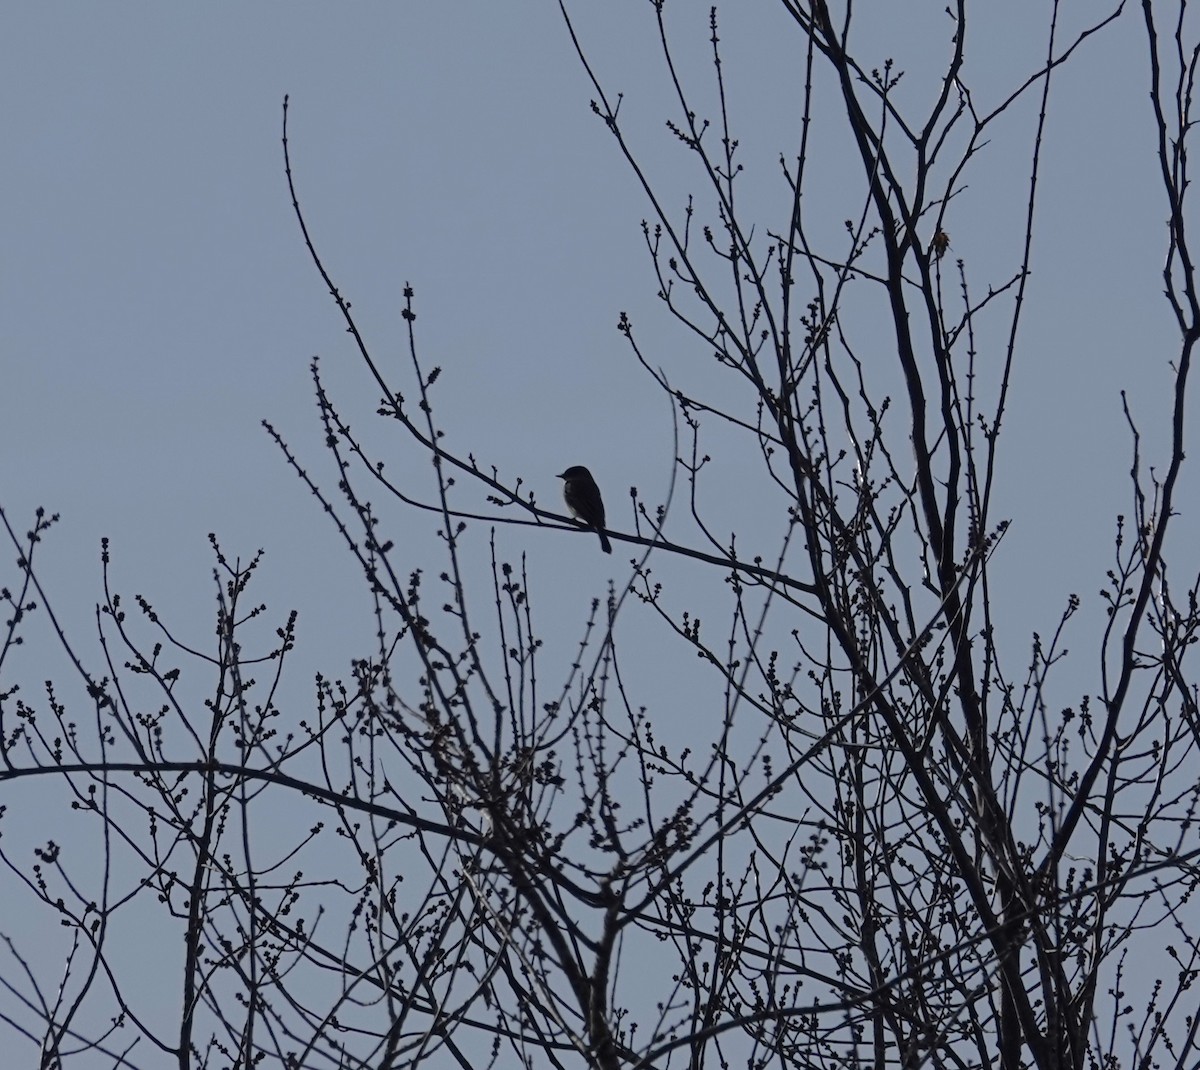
xmin=1 ymin=4 xmax=1177 ymax=632
xmin=0 ymin=1 xmax=1191 ymax=1062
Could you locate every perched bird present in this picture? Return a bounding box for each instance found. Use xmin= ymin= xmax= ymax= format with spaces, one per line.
xmin=557 ymin=466 xmax=612 ymax=554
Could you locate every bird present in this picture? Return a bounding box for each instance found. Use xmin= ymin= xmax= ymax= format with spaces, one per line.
xmin=557 ymin=466 xmax=612 ymax=554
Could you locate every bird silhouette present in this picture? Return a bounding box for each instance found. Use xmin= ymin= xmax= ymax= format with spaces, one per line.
xmin=557 ymin=466 xmax=612 ymax=554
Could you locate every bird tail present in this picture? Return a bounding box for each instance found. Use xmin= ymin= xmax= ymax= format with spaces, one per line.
xmin=598 ymin=530 xmax=613 ymax=554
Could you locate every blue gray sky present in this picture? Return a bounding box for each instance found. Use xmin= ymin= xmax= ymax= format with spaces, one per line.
xmin=1 ymin=6 xmax=1178 ymax=629
xmin=0 ymin=2 xmax=1191 ymax=1058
